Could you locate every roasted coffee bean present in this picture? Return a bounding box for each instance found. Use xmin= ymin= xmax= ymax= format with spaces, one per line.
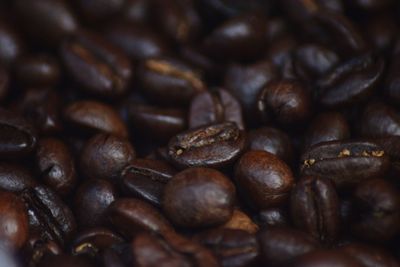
xmin=14 ymin=0 xmax=78 ymax=44
xmin=0 ymin=163 xmax=36 ymax=192
xmin=121 ymin=159 xmax=176 ymax=207
xmin=360 ymin=102 xmax=400 ymax=138
xmin=235 ymin=150 xmax=294 ymax=210
xmin=0 ymin=108 xmax=37 ymax=158
xmin=340 ymin=243 xmax=399 ymax=267
xmin=0 ymin=66 xmax=8 ymax=101
xmin=75 ymin=0 xmax=125 ymax=22
xmin=248 ymin=127 xmax=294 ymax=163
xmin=35 ymin=138 xmax=76 ymax=196
xmin=64 ymin=100 xmax=128 ymax=138
xmin=61 ymin=30 xmax=132 ymax=98
xmin=0 ymin=191 xmax=28 ymax=249
xmin=351 ymin=179 xmax=400 ymax=242
xmin=257 ymin=207 xmax=289 ymax=227
xmin=258 ymin=227 xmax=318 ymax=267
xmin=107 ymin=198 xmax=173 ymax=238
xmin=301 ymin=140 xmax=390 ymax=187
xmin=290 ymin=176 xmax=340 ymax=243
xmin=105 ymin=23 xmax=169 ymax=61
xmin=315 ymin=53 xmax=384 ymax=108
xmin=163 ymin=167 xmax=235 ymax=228
xmin=132 ymin=231 xmax=219 ymax=267
xmin=16 ymin=88 xmax=62 ymax=135
xmin=291 ymin=250 xmax=363 ymax=267
xmin=282 ymin=0 xmax=343 ymax=23
xmin=153 ymin=0 xmax=201 ymax=44
xmin=38 ymin=254 xmax=94 ymax=267
xmin=21 ymin=185 xmax=76 ymax=246
xmin=203 ymin=13 xmax=267 ymax=61
xmin=189 ymin=88 xmax=244 ymax=130
xmin=266 ymin=35 xmax=297 ymax=79
xmin=22 ymin=233 xmax=61 ymax=267
xmin=101 ymin=248 xmax=127 ymax=267
xmin=71 ymin=228 xmax=124 ymax=257
xmin=385 ymin=39 xmax=400 ymax=104
xmin=74 ymin=180 xmax=118 ymax=228
xmin=257 ymin=80 xmax=311 ymax=126
xmin=224 ymin=61 xmax=278 ymax=123
xmin=365 ymin=16 xmax=396 ymax=53
xmin=122 ymin=0 xmax=151 ymax=23
xmin=220 ymin=209 xmax=259 ymax=234
xmin=200 ymin=0 xmax=273 ymax=18
xmin=194 ymin=228 xmax=259 ymax=267
xmin=167 ymin=122 xmax=246 ymax=169
xmin=303 ymin=112 xmax=350 ymax=150
xmin=138 ymin=57 xmax=206 ymax=106
xmin=0 ymin=20 xmax=24 ymax=66
xmin=80 ymin=133 xmax=135 ymax=181
xmin=128 ymin=104 xmax=186 ymax=141
xmin=349 ymin=0 xmax=394 ymax=10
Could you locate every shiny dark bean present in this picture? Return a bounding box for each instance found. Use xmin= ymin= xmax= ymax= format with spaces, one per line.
xmin=64 ymin=100 xmax=129 ymax=138
xmin=189 ymin=88 xmax=244 ymax=130
xmin=61 ymin=30 xmax=132 ymax=98
xmin=257 ymin=207 xmax=289 ymax=227
xmin=365 ymin=16 xmax=396 ymax=53
xmin=351 ymin=179 xmax=400 ymax=242
xmin=80 ymin=133 xmax=135 ymax=181
xmin=385 ymin=39 xmax=400 ymax=104
xmin=0 ymin=20 xmax=24 ymax=66
xmin=167 ymin=122 xmax=246 ymax=169
xmin=74 ymin=180 xmax=118 ymax=228
xmin=301 ymin=140 xmax=390 ymax=187
xmin=122 ymin=0 xmax=151 ymax=23
xmin=163 ymin=167 xmax=235 ymax=228
xmin=340 ymin=243 xmax=399 ymax=267
xmin=290 ymin=176 xmax=340 ymax=243
xmin=258 ymin=227 xmax=318 ymax=267
xmin=121 ymin=159 xmax=176 ymax=207
xmin=138 ymin=57 xmax=206 ymax=106
xmin=235 ymin=150 xmax=294 ymax=210
xmin=194 ymin=229 xmax=259 ymax=267
xmin=22 ymin=233 xmax=61 ymax=267
xmin=0 ymin=163 xmax=36 ymax=192
xmin=35 ymin=138 xmax=76 ymax=196
xmin=360 ymin=102 xmax=400 ymax=138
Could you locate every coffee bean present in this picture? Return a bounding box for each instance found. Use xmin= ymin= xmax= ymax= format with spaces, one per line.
xmin=301 ymin=140 xmax=390 ymax=187
xmin=291 ymin=250 xmax=363 ymax=267
xmin=0 ymin=66 xmax=9 ymax=101
xmin=0 ymin=20 xmax=24 ymax=66
xmin=38 ymin=254 xmax=94 ymax=267
xmin=257 ymin=207 xmax=289 ymax=227
xmin=221 ymin=209 xmax=259 ymax=234
xmin=0 ymin=163 xmax=36 ymax=192
xmin=167 ymin=122 xmax=246 ymax=169
xmin=235 ymin=150 xmax=294 ymax=210
xmin=22 ymin=233 xmax=61 ymax=267
xmin=75 ymin=0 xmax=125 ymax=22
xmin=360 ymin=102 xmax=400 ymax=138
xmin=340 ymin=243 xmax=399 ymax=267
xmin=163 ymin=167 xmax=235 ymax=228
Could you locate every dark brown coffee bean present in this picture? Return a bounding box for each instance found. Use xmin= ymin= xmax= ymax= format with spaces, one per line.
xmin=132 ymin=231 xmax=219 ymax=267
xmin=248 ymin=127 xmax=294 ymax=163
xmin=38 ymin=254 xmax=94 ymax=267
xmin=75 ymin=0 xmax=125 ymax=22
xmin=105 ymin=23 xmax=169 ymax=61
xmin=235 ymin=150 xmax=294 ymax=210
xmin=385 ymin=39 xmax=400 ymax=104
xmin=0 ymin=108 xmax=37 ymax=158
xmin=122 ymin=0 xmax=151 ymax=23
xmin=107 ymin=198 xmax=173 ymax=238
xmin=61 ymin=30 xmax=132 ymax=98
xmin=0 ymin=163 xmax=36 ymax=192
xmin=0 ymin=191 xmax=28 ymax=249
xmin=163 ymin=167 xmax=235 ymax=228
xmin=265 ymin=35 xmax=297 ymax=79
xmin=304 ymin=112 xmax=350 ymax=149
xmin=121 ymin=159 xmax=176 ymax=207
xmin=349 ymin=0 xmax=394 ymax=10
xmin=0 ymin=20 xmax=24 ymax=66
xmin=0 ymin=66 xmax=9 ymax=101
xmin=316 ymin=53 xmax=384 ymax=108
xmin=257 ymin=80 xmax=311 ymax=126
xmin=138 ymin=57 xmax=206 ymax=106
xmin=224 ymin=61 xmax=278 ymax=124
xmin=35 ymin=138 xmax=76 ymax=196
xmin=365 ymin=15 xmax=396 ymax=53
xmin=14 ymin=0 xmax=78 ymax=44
xmin=258 ymin=227 xmax=318 ymax=267
xmin=291 ymin=250 xmax=363 ymax=267
xmin=290 ymin=176 xmax=340 ymax=243
xmin=22 ymin=233 xmax=62 ymax=267
xmin=221 ymin=209 xmax=259 ymax=234
xmin=340 ymin=243 xmax=399 ymax=267
xmin=80 ymin=133 xmax=135 ymax=181
xmin=74 ymin=180 xmax=118 ymax=228
xmin=167 ymin=122 xmax=246 ymax=169
xmin=71 ymin=228 xmax=124 ymax=257
xmin=201 ymin=0 xmax=273 ymax=18
xmin=257 ymin=207 xmax=289 ymax=227
xmin=351 ymin=179 xmax=400 ymax=242
xmin=101 ymin=248 xmax=126 ymax=267
xmin=301 ymin=140 xmax=390 ymax=187
xmin=194 ymin=228 xmax=259 ymax=267
xmin=15 ymin=54 xmax=60 ymax=87
xmin=128 ymin=104 xmax=186 ymax=141
xmin=21 ymin=185 xmax=76 ymax=246
xmin=64 ymin=100 xmax=129 ymax=138
xmin=360 ymin=102 xmax=400 ymax=138
xmin=189 ymin=88 xmax=244 ymax=130
xmin=203 ymin=13 xmax=267 ymax=61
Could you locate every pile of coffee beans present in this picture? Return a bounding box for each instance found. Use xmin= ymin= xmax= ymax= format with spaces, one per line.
xmin=1 ymin=0 xmax=400 ymax=266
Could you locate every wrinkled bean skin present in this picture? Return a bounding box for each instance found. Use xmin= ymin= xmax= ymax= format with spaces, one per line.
xmin=290 ymin=176 xmax=340 ymax=243
xmin=235 ymin=150 xmax=294 ymax=210
xmin=167 ymin=122 xmax=246 ymax=169
xmin=163 ymin=167 xmax=235 ymax=228
xmin=301 ymin=140 xmax=390 ymax=187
